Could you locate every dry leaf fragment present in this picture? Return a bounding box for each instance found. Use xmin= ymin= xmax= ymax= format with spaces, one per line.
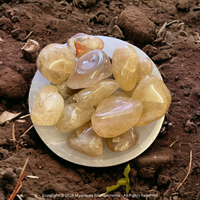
xmin=0 ymin=111 xmax=21 ymax=125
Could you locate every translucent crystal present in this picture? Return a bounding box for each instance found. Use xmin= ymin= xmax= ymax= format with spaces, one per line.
xmin=37 ymin=43 xmax=76 ymax=84
xmin=54 ymin=103 xmax=95 ymax=133
xmin=55 ymin=79 xmax=78 ymax=100
xmin=31 ymin=85 xmax=64 ymax=126
xmin=67 ymin=33 xmax=104 ymax=58
xmin=112 ymin=45 xmax=139 ymax=91
xmin=75 ymin=79 xmax=119 ymax=108
xmin=131 ymin=75 xmax=171 ymax=126
xmin=64 ymin=94 xmax=77 ymax=105
xmin=66 ymin=122 xmax=103 ymax=157
xmin=105 ymin=127 xmax=138 ymax=152
xmin=137 ymin=57 xmax=153 ymax=82
xmin=92 ymin=97 xmax=143 ymax=138
xmin=67 ymin=50 xmax=112 ymax=89
xmin=109 ymin=89 xmax=129 ymax=98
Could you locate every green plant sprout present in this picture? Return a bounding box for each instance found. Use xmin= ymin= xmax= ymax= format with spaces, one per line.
xmin=99 ymin=164 xmax=131 ymax=197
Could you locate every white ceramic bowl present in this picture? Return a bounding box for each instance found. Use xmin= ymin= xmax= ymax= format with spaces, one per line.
xmin=28 ymin=36 xmax=164 ymax=167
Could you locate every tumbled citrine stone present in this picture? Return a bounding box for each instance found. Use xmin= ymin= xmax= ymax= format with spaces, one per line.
xmin=66 ymin=122 xmax=103 ymax=157
xmin=37 ymin=43 xmax=76 ymax=84
xmin=67 ymin=33 xmax=104 ymax=58
xmin=31 ymin=85 xmax=64 ymax=126
xmin=92 ymin=97 xmax=143 ymax=138
xmin=75 ymin=79 xmax=119 ymax=108
xmin=54 ymin=103 xmax=95 ymax=133
xmin=137 ymin=57 xmax=153 ymax=82
xmin=105 ymin=127 xmax=138 ymax=152
xmin=67 ymin=50 xmax=112 ymax=89
xmin=131 ymin=75 xmax=171 ymax=126
xmin=112 ymin=45 xmax=139 ymax=91
xmin=55 ymin=79 xmax=78 ymax=100
xmin=109 ymin=89 xmax=129 ymax=98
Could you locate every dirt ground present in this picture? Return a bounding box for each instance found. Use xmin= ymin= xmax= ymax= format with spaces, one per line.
xmin=0 ymin=0 xmax=200 ymax=199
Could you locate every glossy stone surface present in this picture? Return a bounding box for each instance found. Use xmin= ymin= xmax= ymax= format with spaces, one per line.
xmin=131 ymin=75 xmax=171 ymax=126
xmin=67 ymin=122 xmax=103 ymax=157
xmin=55 ymin=79 xmax=77 ymax=100
xmin=112 ymin=45 xmax=139 ymax=91
xmin=105 ymin=127 xmax=138 ymax=152
xmin=37 ymin=43 xmax=76 ymax=84
xmin=54 ymin=103 xmax=95 ymax=133
xmin=137 ymin=57 xmax=153 ymax=82
xmin=92 ymin=97 xmax=143 ymax=138
xmin=76 ymin=79 xmax=119 ymax=107
xmin=64 ymin=94 xmax=76 ymax=105
xmin=109 ymin=89 xmax=129 ymax=98
xmin=67 ymin=50 xmax=112 ymax=89
xmin=67 ymin=33 xmax=104 ymax=58
xmin=31 ymin=85 xmax=64 ymax=126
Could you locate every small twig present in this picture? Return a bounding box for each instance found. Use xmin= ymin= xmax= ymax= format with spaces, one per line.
xmin=98 ymin=193 xmax=106 ymax=197
xmin=176 ymin=150 xmax=192 ymax=191
xmin=16 ymin=119 xmax=26 ymax=123
xmin=26 ymin=175 xmax=39 ymax=179
xmin=166 ymin=20 xmax=178 ymax=26
xmin=9 ymin=158 xmax=29 ymax=200
xmin=23 ymin=31 xmax=33 ymax=41
xmin=158 ymin=64 xmax=168 ymax=70
xmin=20 ymin=125 xmax=34 ymax=137
xmin=180 ymin=30 xmax=188 ymax=37
xmin=170 ymin=140 xmax=179 ymax=148
xmin=20 ymin=114 xmax=30 ymax=119
xmin=157 ymin=22 xmax=167 ymax=37
xmin=12 ymin=123 xmax=18 ymax=151
xmin=17 ymin=195 xmax=23 ymax=200
xmin=12 ymin=123 xmax=16 ymax=144
xmin=177 ymin=22 xmax=184 ymax=28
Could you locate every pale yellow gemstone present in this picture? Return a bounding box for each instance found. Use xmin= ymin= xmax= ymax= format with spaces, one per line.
xmin=31 ymin=85 xmax=64 ymax=126
xmin=92 ymin=97 xmax=143 ymax=138
xmin=55 ymin=79 xmax=78 ymax=100
xmin=67 ymin=50 xmax=112 ymax=89
xmin=137 ymin=57 xmax=153 ymax=82
xmin=109 ymin=89 xmax=129 ymax=98
xmin=64 ymin=94 xmax=77 ymax=105
xmin=131 ymin=75 xmax=171 ymax=126
xmin=54 ymin=103 xmax=95 ymax=133
xmin=75 ymin=79 xmax=119 ymax=108
xmin=37 ymin=43 xmax=76 ymax=84
xmin=112 ymin=45 xmax=139 ymax=91
xmin=105 ymin=127 xmax=138 ymax=152
xmin=66 ymin=122 xmax=103 ymax=157
xmin=67 ymin=33 xmax=104 ymax=58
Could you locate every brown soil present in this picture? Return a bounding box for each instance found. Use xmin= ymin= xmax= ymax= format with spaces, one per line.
xmin=0 ymin=0 xmax=200 ymax=200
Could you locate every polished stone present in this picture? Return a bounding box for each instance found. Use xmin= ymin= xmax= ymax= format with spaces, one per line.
xmin=112 ymin=45 xmax=139 ymax=91
xmin=31 ymin=85 xmax=64 ymax=126
xmin=55 ymin=79 xmax=77 ymax=100
xmin=92 ymin=96 xmax=143 ymax=138
xmin=137 ymin=57 xmax=153 ymax=82
xmin=54 ymin=103 xmax=95 ymax=133
xmin=109 ymin=89 xmax=129 ymax=98
xmin=67 ymin=122 xmax=103 ymax=157
xmin=67 ymin=33 xmax=104 ymax=58
xmin=105 ymin=127 xmax=138 ymax=152
xmin=131 ymin=75 xmax=171 ymax=126
xmin=75 ymin=79 xmax=119 ymax=107
xmin=67 ymin=50 xmax=112 ymax=89
xmin=37 ymin=43 xmax=76 ymax=84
